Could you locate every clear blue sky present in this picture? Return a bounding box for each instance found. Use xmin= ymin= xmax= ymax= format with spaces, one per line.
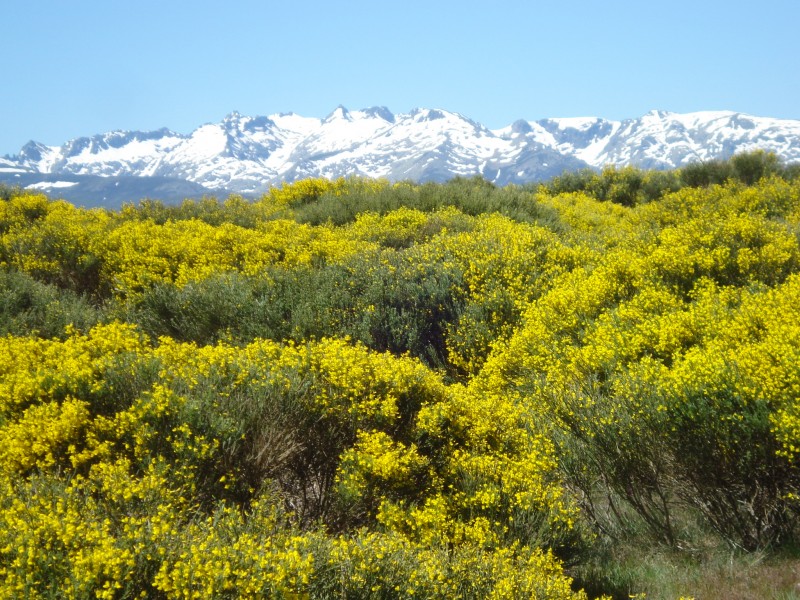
xmin=3 ymin=0 xmax=798 ymax=156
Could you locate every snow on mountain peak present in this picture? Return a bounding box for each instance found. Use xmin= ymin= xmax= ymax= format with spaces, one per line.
xmin=6 ymin=107 xmax=800 ymax=195
xmin=549 ymin=116 xmax=605 ymax=131
xmin=325 ymin=105 xmax=352 ymax=122
xmin=410 ymin=108 xmax=447 ymax=122
xmin=361 ymin=106 xmax=395 ymax=123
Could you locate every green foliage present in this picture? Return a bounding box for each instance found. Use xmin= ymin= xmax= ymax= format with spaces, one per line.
xmin=119 ymin=194 xmax=274 ymax=228
xmin=680 ymin=150 xmax=786 ymax=188
xmin=544 ymin=151 xmax=792 ymax=205
xmin=123 ymin=272 xmax=253 ymax=345
xmin=543 ymin=165 xmax=682 ymax=206
xmin=0 ymin=183 xmax=23 ymax=202
xmin=730 ymin=150 xmax=783 ymax=185
xmin=127 ymin=249 xmax=466 ymax=374
xmin=0 ymin=269 xmax=104 ymax=338
xmin=291 ymin=175 xmax=563 ymax=228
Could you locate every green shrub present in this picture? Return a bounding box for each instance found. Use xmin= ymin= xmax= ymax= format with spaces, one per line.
xmin=0 ymin=269 xmax=104 ymax=338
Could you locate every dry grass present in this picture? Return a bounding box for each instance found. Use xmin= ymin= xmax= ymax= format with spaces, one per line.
xmin=678 ymin=554 xmax=800 ymax=600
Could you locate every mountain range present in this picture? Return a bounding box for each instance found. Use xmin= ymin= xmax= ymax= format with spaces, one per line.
xmin=2 ymin=107 xmax=800 ymax=207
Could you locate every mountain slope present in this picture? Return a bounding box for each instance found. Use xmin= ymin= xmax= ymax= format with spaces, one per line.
xmin=0 ymin=172 xmax=220 ymax=208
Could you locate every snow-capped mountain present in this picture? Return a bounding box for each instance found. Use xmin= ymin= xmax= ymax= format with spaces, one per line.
xmin=3 ymin=107 xmax=800 ymax=202
xmin=499 ymin=110 xmax=800 ymax=170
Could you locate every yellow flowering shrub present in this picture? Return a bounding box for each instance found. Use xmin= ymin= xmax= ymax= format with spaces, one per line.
xmin=153 ymin=497 xmax=316 ymax=598
xmin=262 ymin=176 xmax=390 ymax=208
xmin=0 ymin=319 xmax=585 ymax=597
xmin=0 ymin=321 xmax=149 ymax=418
xmin=344 ymin=206 xmax=471 ymax=249
xmin=649 ymin=212 xmax=800 ymax=292
xmin=0 ymin=476 xmax=137 ymax=599
xmin=0 ymin=397 xmax=90 ymax=474
xmin=537 ymin=190 xmax=636 ymax=247
xmin=0 ymin=190 xmax=52 ymax=231
xmin=477 ymin=215 xmax=800 ymax=548
xmin=100 ymin=218 xmax=373 ymax=296
xmin=324 ymin=531 xmax=586 ymax=599
xmin=0 ymin=194 xmax=109 ymax=294
xmin=422 ymin=213 xmax=583 ymax=376
xmin=3 ymin=174 xmax=800 ymax=596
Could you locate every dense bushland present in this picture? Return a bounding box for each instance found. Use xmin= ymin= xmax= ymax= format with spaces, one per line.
xmin=1 ymin=153 xmax=800 ymax=598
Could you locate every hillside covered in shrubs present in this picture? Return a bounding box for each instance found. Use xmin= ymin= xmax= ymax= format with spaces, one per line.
xmin=1 ymin=152 xmax=800 ymax=598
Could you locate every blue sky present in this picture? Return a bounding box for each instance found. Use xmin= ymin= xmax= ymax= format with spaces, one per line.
xmin=3 ymin=0 xmax=798 ymax=156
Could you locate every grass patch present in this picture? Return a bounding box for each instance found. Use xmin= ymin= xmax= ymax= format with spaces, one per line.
xmin=574 ymin=540 xmax=800 ymax=599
